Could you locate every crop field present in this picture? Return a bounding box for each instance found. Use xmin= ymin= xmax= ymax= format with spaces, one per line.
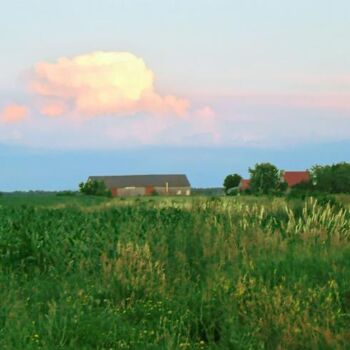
xmin=0 ymin=194 xmax=350 ymax=349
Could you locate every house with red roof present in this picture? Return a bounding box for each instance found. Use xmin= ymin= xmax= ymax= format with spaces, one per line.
xmin=238 ymin=170 xmax=310 ymax=192
xmin=282 ymin=171 xmax=310 ymax=187
xmin=239 ymin=179 xmax=250 ymax=191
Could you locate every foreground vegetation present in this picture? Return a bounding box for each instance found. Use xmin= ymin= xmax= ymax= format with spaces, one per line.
xmin=0 ymin=194 xmax=350 ymax=349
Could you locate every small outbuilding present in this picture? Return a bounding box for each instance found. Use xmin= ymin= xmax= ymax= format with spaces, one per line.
xmin=89 ymin=174 xmax=191 ymax=197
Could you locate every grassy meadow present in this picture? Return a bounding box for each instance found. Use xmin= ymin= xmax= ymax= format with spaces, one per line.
xmin=0 ymin=193 xmax=350 ymax=349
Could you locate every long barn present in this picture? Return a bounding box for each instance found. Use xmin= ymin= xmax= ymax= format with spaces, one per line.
xmin=89 ymin=174 xmax=191 ymax=197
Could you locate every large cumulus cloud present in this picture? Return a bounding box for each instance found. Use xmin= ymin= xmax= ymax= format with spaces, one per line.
xmin=30 ymin=51 xmax=189 ymax=117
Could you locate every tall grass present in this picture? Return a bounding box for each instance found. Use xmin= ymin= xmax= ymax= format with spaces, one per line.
xmin=0 ymin=196 xmax=349 ymax=349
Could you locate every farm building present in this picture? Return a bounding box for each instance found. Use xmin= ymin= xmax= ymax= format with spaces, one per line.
xmin=239 ymin=170 xmax=310 ymax=191
xmin=239 ymin=179 xmax=250 ymax=191
xmin=281 ymin=171 xmax=310 ymax=187
xmin=89 ymin=174 xmax=191 ymax=197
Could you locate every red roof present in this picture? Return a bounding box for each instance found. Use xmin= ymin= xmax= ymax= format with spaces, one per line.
xmin=240 ymin=179 xmax=250 ymax=190
xmin=283 ymin=171 xmax=310 ymax=187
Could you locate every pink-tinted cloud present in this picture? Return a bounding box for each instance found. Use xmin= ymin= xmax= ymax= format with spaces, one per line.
xmin=289 ymin=93 xmax=350 ymax=111
xmin=0 ymin=104 xmax=29 ymax=123
xmin=288 ymin=74 xmax=350 ymax=87
xmin=228 ymin=92 xmax=350 ymax=111
xmin=104 ymin=111 xmax=221 ymax=147
xmin=194 ymin=106 xmax=216 ymax=117
xmin=30 ymin=51 xmax=189 ymax=117
xmin=39 ymin=100 xmax=67 ymax=117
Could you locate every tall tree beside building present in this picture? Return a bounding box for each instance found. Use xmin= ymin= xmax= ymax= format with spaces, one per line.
xmin=223 ymin=173 xmax=242 ymax=194
xmin=249 ymin=163 xmax=281 ymax=195
xmin=79 ymin=179 xmax=111 ymax=197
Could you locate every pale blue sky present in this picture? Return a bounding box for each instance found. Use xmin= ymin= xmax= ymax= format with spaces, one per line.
xmin=1 ymin=0 xmax=349 ymax=189
xmin=2 ymin=0 xmax=350 ymax=92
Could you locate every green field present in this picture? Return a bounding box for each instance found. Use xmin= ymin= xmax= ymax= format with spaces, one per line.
xmin=0 ymin=194 xmax=350 ymax=349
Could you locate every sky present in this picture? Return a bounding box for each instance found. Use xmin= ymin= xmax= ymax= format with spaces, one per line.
xmin=1 ymin=0 xmax=350 ymax=190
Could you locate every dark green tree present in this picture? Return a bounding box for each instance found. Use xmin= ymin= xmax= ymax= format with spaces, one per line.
xmin=223 ymin=173 xmax=242 ymax=194
xmin=79 ymin=179 xmax=111 ymax=197
xmin=311 ymin=162 xmax=350 ymax=193
xmin=249 ymin=163 xmax=281 ymax=195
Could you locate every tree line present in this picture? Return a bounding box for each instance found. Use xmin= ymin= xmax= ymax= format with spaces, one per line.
xmin=223 ymin=162 xmax=350 ymax=195
xmin=78 ymin=161 xmax=350 ymax=197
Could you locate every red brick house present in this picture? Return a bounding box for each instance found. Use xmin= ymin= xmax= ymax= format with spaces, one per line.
xmin=239 ymin=179 xmax=251 ymax=191
xmin=282 ymin=171 xmax=310 ymax=187
xmin=239 ymin=170 xmax=310 ymax=191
